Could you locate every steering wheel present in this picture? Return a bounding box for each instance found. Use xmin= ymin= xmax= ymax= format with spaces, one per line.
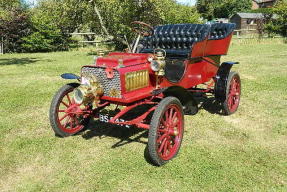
xmin=131 ymin=21 xmax=154 ymax=37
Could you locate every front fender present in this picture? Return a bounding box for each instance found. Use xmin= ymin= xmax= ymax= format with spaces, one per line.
xmin=61 ymin=73 xmax=80 ymax=81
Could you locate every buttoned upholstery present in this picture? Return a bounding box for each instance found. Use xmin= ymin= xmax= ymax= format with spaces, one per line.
xmin=140 ymin=24 xmax=210 ymax=57
xmin=209 ymin=23 xmax=236 ymax=40
xmin=139 ymin=23 xmax=236 ymax=58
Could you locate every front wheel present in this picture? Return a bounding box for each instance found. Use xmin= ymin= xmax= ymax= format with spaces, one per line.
xmin=148 ymin=97 xmax=184 ymax=166
xmin=49 ymin=83 xmax=92 ymax=137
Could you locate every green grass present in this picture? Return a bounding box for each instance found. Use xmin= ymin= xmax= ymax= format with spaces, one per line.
xmin=0 ymin=42 xmax=286 ymax=192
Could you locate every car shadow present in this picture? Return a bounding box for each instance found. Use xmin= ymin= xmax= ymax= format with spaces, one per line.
xmin=0 ymin=57 xmax=48 ymax=66
xmin=194 ymin=94 xmax=224 ymax=115
xmin=79 ymin=94 xmax=224 ymax=166
xmin=81 ymin=95 xmax=224 ymax=148
xmin=82 ymin=120 xmax=148 ymax=148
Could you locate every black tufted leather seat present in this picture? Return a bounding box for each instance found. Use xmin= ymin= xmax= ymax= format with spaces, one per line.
xmin=209 ymin=23 xmax=236 ymax=40
xmin=140 ymin=24 xmax=210 ymax=57
xmin=139 ymin=23 xmax=235 ymax=58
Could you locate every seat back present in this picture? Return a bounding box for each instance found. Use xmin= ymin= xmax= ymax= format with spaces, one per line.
xmin=139 ymin=23 xmax=236 ymax=58
xmin=140 ymin=24 xmax=210 ymax=57
xmin=209 ymin=23 xmax=236 ymax=40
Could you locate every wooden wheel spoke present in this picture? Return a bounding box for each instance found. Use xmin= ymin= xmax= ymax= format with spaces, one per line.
xmin=164 ymin=111 xmax=169 ymax=122
xmin=69 ymin=118 xmax=74 ymax=129
xmin=168 ymin=140 xmax=173 ymax=150
xmin=61 ymin=101 xmax=69 ymax=108
xmin=173 ymin=118 xmax=179 ymax=127
xmin=66 ymin=93 xmax=72 ymax=105
xmin=158 ymin=138 xmax=167 ymax=153
xmin=163 ymin=139 xmax=168 ymax=156
xmin=160 ymin=118 xmax=168 ymax=127
xmin=59 ymin=113 xmax=69 ymax=122
xmin=228 ymin=97 xmax=233 ymax=107
xmin=74 ymin=116 xmax=80 ymax=125
xmin=168 ymin=108 xmax=174 ymax=124
xmin=63 ymin=116 xmax=71 ymax=128
xmin=171 ymin=112 xmax=178 ymax=126
xmin=157 ymin=133 xmax=168 ymax=143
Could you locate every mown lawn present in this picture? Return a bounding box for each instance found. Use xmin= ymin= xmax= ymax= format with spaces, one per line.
xmin=0 ymin=41 xmax=286 ymax=191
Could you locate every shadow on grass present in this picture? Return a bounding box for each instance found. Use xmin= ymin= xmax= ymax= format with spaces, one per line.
xmin=0 ymin=57 xmax=52 ymax=66
xmin=194 ymin=93 xmax=224 ymax=115
xmin=82 ymin=120 xmax=148 ymax=148
xmin=80 ymin=95 xmax=224 ymax=143
xmin=78 ymin=94 xmax=224 ymax=166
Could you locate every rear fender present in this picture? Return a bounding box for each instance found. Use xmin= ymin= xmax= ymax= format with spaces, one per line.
xmin=215 ymin=61 xmax=239 ymax=101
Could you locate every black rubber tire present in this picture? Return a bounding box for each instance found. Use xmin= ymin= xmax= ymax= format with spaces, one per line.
xmin=49 ymin=83 xmax=90 ymax=137
xmin=222 ymin=71 xmax=241 ymax=115
xmin=148 ymin=97 xmax=184 ymax=166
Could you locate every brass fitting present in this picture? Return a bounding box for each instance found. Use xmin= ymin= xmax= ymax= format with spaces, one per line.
xmin=155 ymin=51 xmax=166 ymax=76
xmin=74 ymin=76 xmax=104 ymax=107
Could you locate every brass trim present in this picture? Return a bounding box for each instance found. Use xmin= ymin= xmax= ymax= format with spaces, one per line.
xmin=125 ymin=70 xmax=149 ymax=92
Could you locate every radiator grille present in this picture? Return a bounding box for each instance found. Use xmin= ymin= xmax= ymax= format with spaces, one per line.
xmin=81 ymin=67 xmax=122 ymax=98
xmin=125 ymin=70 xmax=149 ymax=91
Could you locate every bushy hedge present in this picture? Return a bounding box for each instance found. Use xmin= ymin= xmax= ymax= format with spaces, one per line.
xmin=0 ymin=9 xmax=32 ymax=53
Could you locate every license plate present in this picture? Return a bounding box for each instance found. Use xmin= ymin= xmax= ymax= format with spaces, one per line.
xmin=99 ymin=113 xmax=130 ymax=128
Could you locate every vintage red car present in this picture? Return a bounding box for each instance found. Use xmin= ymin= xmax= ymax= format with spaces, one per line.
xmin=49 ymin=21 xmax=241 ymax=166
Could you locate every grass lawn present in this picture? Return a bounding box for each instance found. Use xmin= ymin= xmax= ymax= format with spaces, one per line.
xmin=0 ymin=41 xmax=286 ymax=191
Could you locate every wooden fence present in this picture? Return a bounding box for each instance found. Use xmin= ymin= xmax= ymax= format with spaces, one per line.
xmin=70 ymin=33 xmax=113 ymax=47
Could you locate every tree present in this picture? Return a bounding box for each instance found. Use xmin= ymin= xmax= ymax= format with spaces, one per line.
xmin=21 ymin=0 xmax=88 ymax=52
xmin=1 ymin=0 xmax=202 ymax=52
xmin=268 ymin=0 xmax=287 ymax=37
xmin=0 ymin=0 xmax=31 ymax=53
xmin=196 ymin=0 xmax=252 ymax=20
xmin=87 ymin=0 xmax=201 ymax=48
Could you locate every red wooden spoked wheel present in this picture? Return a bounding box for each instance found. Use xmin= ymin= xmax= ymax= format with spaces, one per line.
xmin=148 ymin=97 xmax=184 ymax=166
xmin=49 ymin=83 xmax=92 ymax=137
xmin=223 ymin=72 xmax=241 ymax=115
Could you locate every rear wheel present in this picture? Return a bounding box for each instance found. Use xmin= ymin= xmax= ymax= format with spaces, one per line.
xmin=222 ymin=72 xmax=241 ymax=115
xmin=49 ymin=83 xmax=92 ymax=137
xmin=148 ymin=97 xmax=184 ymax=166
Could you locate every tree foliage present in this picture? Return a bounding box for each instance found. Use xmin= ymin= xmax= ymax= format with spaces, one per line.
xmin=83 ymin=0 xmax=201 ymax=47
xmin=268 ymin=0 xmax=287 ymax=37
xmin=0 ymin=0 xmax=31 ymax=53
xmin=1 ymin=0 xmax=201 ymax=52
xmin=196 ymin=0 xmax=252 ymax=20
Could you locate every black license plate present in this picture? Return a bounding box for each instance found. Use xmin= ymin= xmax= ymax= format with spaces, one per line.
xmin=99 ymin=113 xmax=130 ymax=128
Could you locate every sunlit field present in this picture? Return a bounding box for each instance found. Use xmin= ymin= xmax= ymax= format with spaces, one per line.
xmin=0 ymin=40 xmax=286 ymax=191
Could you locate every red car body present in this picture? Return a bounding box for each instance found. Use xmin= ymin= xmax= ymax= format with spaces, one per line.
xmin=50 ymin=22 xmax=241 ymax=166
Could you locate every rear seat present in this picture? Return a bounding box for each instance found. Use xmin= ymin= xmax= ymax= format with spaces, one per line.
xmin=139 ymin=23 xmax=236 ymax=58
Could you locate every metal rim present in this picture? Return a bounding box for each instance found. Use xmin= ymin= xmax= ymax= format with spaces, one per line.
xmin=227 ymin=75 xmax=241 ymax=113
xmin=156 ymin=104 xmax=183 ymax=161
xmin=56 ymin=90 xmax=88 ymax=134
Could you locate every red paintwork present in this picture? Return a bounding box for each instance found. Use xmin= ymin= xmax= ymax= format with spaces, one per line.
xmin=156 ymin=104 xmax=183 ymax=160
xmin=191 ymin=34 xmax=233 ymax=58
xmin=79 ymin=29 xmax=234 ymax=128
xmin=191 ymin=38 xmax=208 ymax=58
xmin=96 ymin=52 xmax=152 ymax=67
xmin=205 ymin=34 xmax=233 ymax=56
xmin=160 ymin=60 xmax=218 ymax=89
xmin=56 ymin=90 xmax=92 ymax=134
xmin=227 ymin=75 xmax=241 ymax=113
xmin=109 ymin=99 xmax=158 ymax=129
xmin=91 ymin=53 xmax=219 ymax=104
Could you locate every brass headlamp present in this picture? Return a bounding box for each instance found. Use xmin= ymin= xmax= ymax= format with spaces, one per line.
xmin=74 ymin=76 xmax=103 ymax=106
xmin=151 ymin=50 xmax=166 ymax=76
